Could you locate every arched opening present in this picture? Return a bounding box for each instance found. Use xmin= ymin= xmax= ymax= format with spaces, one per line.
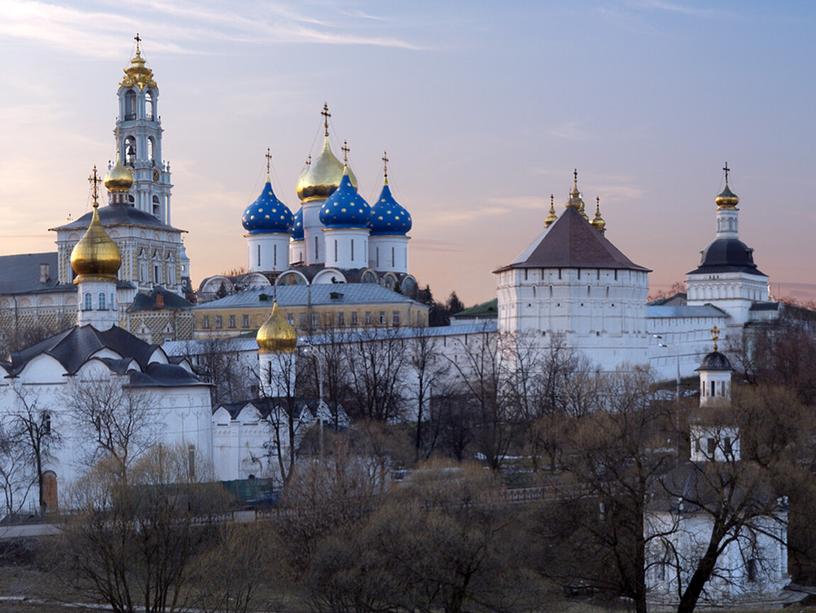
xmin=152 ymin=195 xmax=160 ymax=217
xmin=124 ymin=136 xmax=137 ymax=165
xmin=145 ymin=90 xmax=155 ymax=120
xmin=124 ymin=90 xmax=137 ymax=120
xmin=42 ymin=470 xmax=58 ymax=512
xmin=148 ymin=137 xmax=155 ymax=163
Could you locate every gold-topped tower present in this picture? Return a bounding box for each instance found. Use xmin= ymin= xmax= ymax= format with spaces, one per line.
xmin=120 ymin=33 xmax=157 ymax=90
xmin=103 ymin=158 xmax=134 ymax=193
xmin=70 ymin=167 xmax=122 ymax=283
xmin=295 ymin=103 xmax=357 ymax=202
xmin=256 ymin=302 xmax=297 ymax=353
xmin=566 ymin=169 xmax=588 ymax=220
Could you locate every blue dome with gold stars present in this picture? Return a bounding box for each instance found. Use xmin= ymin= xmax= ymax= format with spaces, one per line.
xmin=242 ymin=180 xmax=294 ymax=234
xmin=319 ymin=171 xmax=371 ymax=228
xmin=370 ymin=183 xmax=412 ymax=236
xmin=292 ymin=207 xmax=304 ymax=240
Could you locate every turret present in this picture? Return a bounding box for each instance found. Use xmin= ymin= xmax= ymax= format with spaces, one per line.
xmin=369 ymin=152 xmax=412 ymax=273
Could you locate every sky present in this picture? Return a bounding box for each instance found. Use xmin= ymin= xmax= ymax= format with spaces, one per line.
xmin=0 ymin=0 xmax=814 ymax=306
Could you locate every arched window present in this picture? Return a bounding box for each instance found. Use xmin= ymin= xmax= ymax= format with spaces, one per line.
xmin=145 ymin=91 xmax=155 ymax=120
xmin=152 ymin=195 xmax=160 ymax=216
xmin=124 ymin=136 xmax=137 ymax=165
xmin=125 ymin=90 xmax=137 ymax=119
xmin=148 ymin=137 xmax=155 ymax=162
xmin=98 ymin=292 xmax=106 ymax=310
xmin=84 ymin=293 xmax=92 ymax=311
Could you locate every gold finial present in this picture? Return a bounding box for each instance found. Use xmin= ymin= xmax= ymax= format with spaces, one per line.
xmin=382 ymin=151 xmax=389 ymax=185
xmin=711 ymin=325 xmax=720 ymax=352
xmin=88 ymin=166 xmax=102 ymax=208
xmin=714 ymin=162 xmax=740 ymax=208
xmin=321 ymin=103 xmax=331 ymax=138
xmin=544 ymin=194 xmax=558 ymax=228
xmin=591 ymin=196 xmax=606 ymax=233
xmin=571 ymin=169 xmax=579 ymax=195
xmin=341 ymin=140 xmax=350 ymax=164
xmin=566 ymin=169 xmax=587 ymax=218
xmin=265 ymin=147 xmax=272 ymax=179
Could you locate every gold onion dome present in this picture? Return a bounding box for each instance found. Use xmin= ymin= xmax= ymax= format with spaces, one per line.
xmin=296 ymin=135 xmax=358 ymax=202
xmin=120 ymin=35 xmax=157 ymax=90
xmin=714 ymin=184 xmax=740 ymax=208
xmin=591 ymin=196 xmax=606 ymax=232
xmin=256 ymin=302 xmax=297 ymax=353
xmin=104 ymin=160 xmax=134 ymax=193
xmin=71 ymin=168 xmax=121 ymax=283
xmin=544 ymin=194 xmax=558 ymax=228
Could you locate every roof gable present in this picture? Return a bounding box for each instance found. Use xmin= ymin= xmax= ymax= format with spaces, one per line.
xmin=495 ymin=207 xmax=650 ymax=273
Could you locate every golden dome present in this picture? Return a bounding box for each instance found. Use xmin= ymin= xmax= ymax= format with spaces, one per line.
xmin=120 ymin=37 xmax=157 ymax=90
xmin=544 ymin=194 xmax=558 ymax=228
xmin=256 ymin=302 xmax=297 ymax=353
xmin=714 ymin=184 xmax=740 ymax=208
xmin=104 ymin=160 xmax=134 ymax=193
xmin=295 ymin=136 xmax=358 ymax=203
xmin=70 ymin=204 xmax=121 ymax=284
xmin=591 ymin=196 xmax=606 ymax=233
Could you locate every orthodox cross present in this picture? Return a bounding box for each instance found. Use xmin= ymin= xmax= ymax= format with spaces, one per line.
xmin=134 ymin=33 xmax=142 ymax=54
xmin=710 ymin=325 xmax=720 ymax=351
xmin=382 ymin=151 xmax=389 ymax=183
xmin=723 ymin=162 xmax=730 ymax=185
xmin=321 ymin=103 xmax=331 ymax=137
xmin=341 ymin=140 xmax=350 ymax=164
xmin=265 ymin=147 xmax=272 ymax=176
xmin=88 ymin=165 xmax=101 ymax=207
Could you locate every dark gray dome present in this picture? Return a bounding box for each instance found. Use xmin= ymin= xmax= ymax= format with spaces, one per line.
xmin=696 ymin=350 xmax=732 ymax=372
xmin=688 ymin=238 xmax=765 ymax=276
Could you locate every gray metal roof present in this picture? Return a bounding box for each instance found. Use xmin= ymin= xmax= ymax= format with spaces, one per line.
xmin=194 ymin=283 xmax=425 ymax=310
xmin=51 ymin=203 xmax=183 ymax=233
xmin=0 ymin=252 xmax=60 ymax=294
xmin=646 ymin=304 xmax=728 ymax=319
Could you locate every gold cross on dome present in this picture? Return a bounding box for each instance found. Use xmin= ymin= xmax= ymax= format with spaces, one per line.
xmin=710 ymin=325 xmax=720 ymax=351
xmin=134 ymin=33 xmax=142 ymax=54
xmin=265 ymin=147 xmax=272 ymax=176
xmin=382 ymin=151 xmax=389 ymax=183
xmin=321 ymin=103 xmax=331 ymax=137
xmin=88 ymin=165 xmax=102 ymax=208
xmin=722 ymin=162 xmax=730 ymax=185
xmin=341 ymin=140 xmax=350 ymax=163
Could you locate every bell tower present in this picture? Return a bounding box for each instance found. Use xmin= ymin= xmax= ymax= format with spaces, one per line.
xmin=114 ymin=34 xmax=173 ymax=224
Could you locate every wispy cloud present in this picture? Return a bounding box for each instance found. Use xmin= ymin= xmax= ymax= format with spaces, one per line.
xmin=0 ymin=0 xmax=423 ymax=57
xmin=627 ymin=0 xmax=726 ymax=18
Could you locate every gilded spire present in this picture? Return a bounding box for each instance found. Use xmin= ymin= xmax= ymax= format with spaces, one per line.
xmin=256 ymin=301 xmax=297 ymax=353
xmin=120 ymin=33 xmax=157 ymax=90
xmin=566 ymin=169 xmax=588 ymax=219
xmin=714 ymin=162 xmax=740 ymax=208
xmin=70 ymin=166 xmax=121 ymax=283
xmin=591 ymin=196 xmax=606 ymax=233
xmin=711 ymin=325 xmax=720 ymax=352
xmin=544 ymin=194 xmax=558 ymax=228
xmin=382 ymin=151 xmax=390 ymax=185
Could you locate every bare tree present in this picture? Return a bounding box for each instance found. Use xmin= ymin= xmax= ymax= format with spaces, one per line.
xmin=303 ymin=327 xmax=351 ymax=430
xmin=57 ymin=444 xmax=232 ymax=613
xmin=65 ymin=378 xmax=159 ymax=484
xmin=258 ymin=348 xmax=300 ymax=486
xmin=186 ymin=337 xmax=250 ymax=406
xmin=10 ymin=387 xmax=61 ymax=515
xmin=0 ymin=422 xmax=33 ymax=517
xmin=406 ymin=328 xmax=448 ymax=460
xmin=343 ymin=328 xmax=406 ymax=422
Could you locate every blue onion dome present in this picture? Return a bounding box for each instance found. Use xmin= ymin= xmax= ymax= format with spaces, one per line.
xmin=319 ymin=168 xmax=371 ymax=228
xmin=242 ymin=179 xmax=294 ymax=234
xmin=292 ymin=207 xmax=304 ymax=240
xmin=370 ymin=182 xmax=412 ymax=236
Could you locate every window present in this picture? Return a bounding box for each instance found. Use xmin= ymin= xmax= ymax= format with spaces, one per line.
xmin=203 ymin=315 xmax=210 ymax=329
xmin=338 ymin=312 xmax=345 ymax=326
xmin=391 ymin=246 xmax=395 ymax=268
xmin=215 ymin=315 xmax=223 ymax=329
xmin=299 ymin=313 xmax=308 ymax=328
xmin=392 ymin=311 xmax=400 ymax=326
xmin=707 ymin=437 xmax=717 ymax=458
xmin=242 ymin=314 xmax=249 ymax=328
xmin=273 ymin=244 xmax=278 ymax=267
xmin=257 ymin=244 xmax=261 ymax=267
xmin=84 ymin=293 xmax=92 ymax=311
xmin=287 ymin=313 xmax=295 ymax=325
xmin=747 ymin=558 xmax=757 ymax=582
xmin=334 ymin=239 xmax=338 ymax=262
xmin=724 ymin=437 xmax=733 ymax=455
xmin=311 ymin=313 xmax=319 ymax=328
xmin=365 ymin=311 xmax=372 ymax=325
xmin=314 ymin=235 xmax=319 ymax=260
xmin=41 ymin=412 xmax=51 ymax=435
xmin=379 ymin=311 xmax=386 ymax=325
xmin=145 ymin=91 xmax=155 ymax=119
xmin=98 ymin=292 xmax=106 ymax=310
xmin=351 ymin=312 xmax=358 ymax=326
xmin=710 ymin=380 xmax=716 ymax=397
xmin=376 ymin=247 xmax=380 ymax=268
xmin=351 ymin=239 xmax=355 ymax=261
xmin=228 ymin=315 xmax=236 ymax=328
xmin=154 ymin=264 xmax=160 ymax=283
xmin=125 ymin=91 xmax=137 ymax=119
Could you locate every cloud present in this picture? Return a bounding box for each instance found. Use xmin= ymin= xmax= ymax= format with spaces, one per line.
xmin=0 ymin=0 xmax=423 ymax=57
xmin=627 ymin=0 xmax=725 ymax=18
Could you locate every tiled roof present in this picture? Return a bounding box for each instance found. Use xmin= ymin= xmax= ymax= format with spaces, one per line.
xmin=495 ymin=207 xmax=650 ymax=273
xmin=0 ymin=252 xmax=60 ymax=294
